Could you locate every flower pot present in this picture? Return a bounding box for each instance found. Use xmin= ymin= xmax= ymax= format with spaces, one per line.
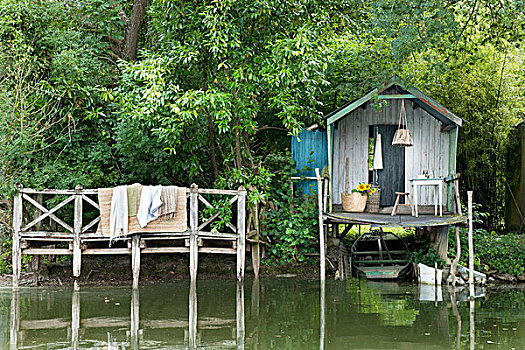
xmin=341 ymin=192 xmax=367 ymax=212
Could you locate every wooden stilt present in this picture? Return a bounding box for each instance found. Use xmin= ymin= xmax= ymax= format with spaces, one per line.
xmin=12 ymin=188 xmax=23 ymax=287
xmin=132 ymin=234 xmax=141 ymax=289
xmin=10 ymin=290 xmax=19 ymax=350
xmin=71 ymin=290 xmax=80 ymax=350
xmin=236 ymin=281 xmax=245 ymax=350
xmin=189 ymin=184 xmax=199 ymax=281
xmin=31 ymin=256 xmax=40 ymax=286
xmin=188 ymin=280 xmax=198 ymax=349
xmin=451 ymin=226 xmax=461 ymax=286
xmin=237 ymin=186 xmax=246 ymax=281
xmin=72 ymin=186 xmax=83 ymax=280
xmin=316 ymin=169 xmax=326 ymax=281
xmin=131 ymin=289 xmax=140 ymax=350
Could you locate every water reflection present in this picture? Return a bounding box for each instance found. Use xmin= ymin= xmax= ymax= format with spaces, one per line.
xmin=2 ymin=280 xmax=524 ymax=349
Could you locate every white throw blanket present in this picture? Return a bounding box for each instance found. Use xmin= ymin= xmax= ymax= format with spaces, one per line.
xmin=137 ymin=185 xmax=163 ymax=228
xmin=373 ymin=133 xmax=384 ymax=170
xmin=109 ymin=186 xmax=128 ymax=243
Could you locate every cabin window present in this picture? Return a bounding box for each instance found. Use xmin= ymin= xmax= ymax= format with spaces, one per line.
xmin=368 ymin=125 xmax=374 ymax=183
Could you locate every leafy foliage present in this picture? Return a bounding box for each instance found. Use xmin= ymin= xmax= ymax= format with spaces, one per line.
xmin=449 ymin=227 xmax=525 ymax=277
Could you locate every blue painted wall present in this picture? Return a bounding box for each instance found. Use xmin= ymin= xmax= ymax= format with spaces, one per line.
xmin=291 ymin=129 xmax=328 ymax=195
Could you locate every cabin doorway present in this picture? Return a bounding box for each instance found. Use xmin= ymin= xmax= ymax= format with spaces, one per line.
xmin=375 ymin=125 xmax=405 ymax=206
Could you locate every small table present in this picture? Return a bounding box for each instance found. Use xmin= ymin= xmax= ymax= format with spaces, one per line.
xmin=409 ymin=178 xmax=444 ymax=217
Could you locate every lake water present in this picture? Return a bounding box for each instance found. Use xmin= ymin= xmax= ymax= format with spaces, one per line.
xmin=0 ymin=279 xmax=524 ymax=349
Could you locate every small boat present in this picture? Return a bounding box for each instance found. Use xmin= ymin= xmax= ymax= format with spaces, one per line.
xmin=351 ymin=227 xmax=411 ymax=279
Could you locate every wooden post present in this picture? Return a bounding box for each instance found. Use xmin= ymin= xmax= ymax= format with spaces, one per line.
xmin=188 ymin=280 xmax=198 ymax=349
xmin=71 ymin=290 xmax=80 ymax=350
xmin=315 ymin=168 xmax=326 ymax=281
xmin=12 ymin=187 xmax=23 ymax=287
xmin=73 ymin=185 xmax=83 ymax=282
xmin=236 ymin=281 xmax=245 ymax=350
xmin=237 ymin=186 xmax=246 ymax=281
xmin=132 ymin=234 xmax=141 ymax=289
xmin=451 ymin=226 xmax=461 ymax=286
xmin=323 ymin=178 xmax=328 ymax=213
xmin=467 ymin=191 xmax=474 ymax=299
xmin=189 ymin=184 xmax=199 ymax=281
xmin=10 ymin=290 xmax=19 ymax=350
xmin=131 ymin=289 xmax=140 ymax=350
xmin=31 ymin=193 xmax=43 ymax=285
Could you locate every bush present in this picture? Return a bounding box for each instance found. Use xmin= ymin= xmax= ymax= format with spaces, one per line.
xmin=449 ymin=227 xmax=525 ymax=277
xmin=264 ymin=194 xmax=318 ymax=265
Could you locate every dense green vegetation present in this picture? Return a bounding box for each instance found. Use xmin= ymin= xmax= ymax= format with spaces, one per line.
xmin=1 ymin=0 xmax=524 ymax=269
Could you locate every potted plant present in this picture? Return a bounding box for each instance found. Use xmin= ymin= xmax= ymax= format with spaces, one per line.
xmin=341 ymin=183 xmax=376 ymax=212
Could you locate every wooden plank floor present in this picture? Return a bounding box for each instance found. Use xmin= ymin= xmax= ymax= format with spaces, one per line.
xmin=325 ymin=210 xmax=467 ymax=227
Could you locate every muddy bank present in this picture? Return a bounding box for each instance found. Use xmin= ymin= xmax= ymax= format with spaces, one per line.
xmin=0 ymin=255 xmax=321 ymax=287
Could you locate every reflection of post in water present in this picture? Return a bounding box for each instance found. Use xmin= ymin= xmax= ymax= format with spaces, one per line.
xmin=130 ymin=289 xmax=140 ymax=350
xmin=319 ymin=280 xmax=325 ymax=350
xmin=450 ymin=289 xmax=462 ymax=350
xmin=236 ymin=282 xmax=245 ymax=350
xmin=71 ymin=290 xmax=80 ymax=350
xmin=469 ymin=299 xmax=475 ymax=350
xmin=251 ymin=278 xmax=259 ymax=318
xmin=188 ymin=280 xmax=198 ymax=349
xmin=250 ymin=278 xmax=260 ymax=349
xmin=10 ymin=290 xmax=19 ymax=350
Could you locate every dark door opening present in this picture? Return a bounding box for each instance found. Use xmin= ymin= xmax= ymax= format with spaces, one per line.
xmin=375 ymin=125 xmax=405 ymax=206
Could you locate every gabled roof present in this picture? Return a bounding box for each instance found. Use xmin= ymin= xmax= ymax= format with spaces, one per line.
xmin=325 ymin=77 xmax=463 ymax=127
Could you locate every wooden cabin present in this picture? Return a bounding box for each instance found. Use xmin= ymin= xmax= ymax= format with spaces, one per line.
xmin=325 ymin=77 xmax=463 ymax=213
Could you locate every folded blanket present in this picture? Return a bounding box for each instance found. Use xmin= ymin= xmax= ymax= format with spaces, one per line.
xmin=159 ymin=186 xmax=178 ymax=219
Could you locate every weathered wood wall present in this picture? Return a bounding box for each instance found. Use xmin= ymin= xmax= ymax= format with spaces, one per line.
xmin=332 ymin=98 xmax=451 ymax=205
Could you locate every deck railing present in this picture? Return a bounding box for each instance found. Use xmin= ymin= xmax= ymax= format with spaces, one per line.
xmin=12 ymin=184 xmax=246 ymax=287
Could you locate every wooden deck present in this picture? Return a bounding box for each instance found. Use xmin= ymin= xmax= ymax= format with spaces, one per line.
xmin=11 ymin=185 xmax=247 ymax=288
xmin=325 ymin=211 xmax=467 ymax=227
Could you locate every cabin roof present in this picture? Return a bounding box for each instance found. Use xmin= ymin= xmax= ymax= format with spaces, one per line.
xmin=325 ymin=77 xmax=463 ymax=127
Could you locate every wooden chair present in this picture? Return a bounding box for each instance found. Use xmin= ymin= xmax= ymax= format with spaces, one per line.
xmin=391 ymin=192 xmax=415 ymax=216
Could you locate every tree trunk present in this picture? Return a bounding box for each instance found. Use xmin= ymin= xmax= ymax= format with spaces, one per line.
xmin=207 ymin=113 xmax=218 ymax=180
xmin=125 ymin=0 xmax=149 ymax=60
xmin=235 ymin=118 xmax=243 ymax=169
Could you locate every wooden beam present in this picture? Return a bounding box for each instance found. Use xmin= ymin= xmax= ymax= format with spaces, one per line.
xmin=83 ymin=248 xmax=130 ymax=255
xmin=142 ymin=247 xmax=190 ymax=254
xmin=189 ymin=184 xmax=199 ymax=281
xmin=132 ymin=234 xmax=141 ymax=289
xmin=199 ymin=247 xmax=237 ymax=254
xmin=73 ymin=190 xmax=83 ymax=278
xmin=237 ymin=186 xmax=246 ymax=281
xmin=377 ymin=94 xmax=416 ymax=99
xmin=12 ymin=190 xmax=23 ymax=287
xmin=22 ymin=248 xmax=71 ymax=255
xmin=316 ymin=168 xmax=326 ymax=281
xmin=448 ymin=126 xmax=459 ymax=211
xmin=21 ymin=194 xmax=74 ymax=233
xmin=327 ymin=124 xmax=333 ymax=213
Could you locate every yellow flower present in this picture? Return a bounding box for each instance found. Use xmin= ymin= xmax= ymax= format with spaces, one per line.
xmin=371 ymin=188 xmax=377 ymax=193
xmin=365 ymin=184 xmax=371 ymax=190
xmin=357 ymin=184 xmax=366 ymax=191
